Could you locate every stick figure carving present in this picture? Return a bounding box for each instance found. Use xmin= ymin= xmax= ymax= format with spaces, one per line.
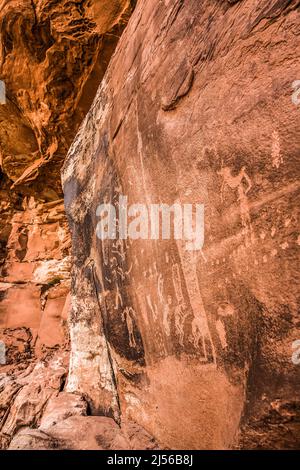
xmin=218 ymin=166 xmax=253 ymax=244
xmin=174 ymin=301 xmax=188 ymax=347
xmin=122 ymin=307 xmax=137 ymax=349
xmin=190 ymin=314 xmax=210 ymax=358
xmin=163 ymin=295 xmax=172 ymax=337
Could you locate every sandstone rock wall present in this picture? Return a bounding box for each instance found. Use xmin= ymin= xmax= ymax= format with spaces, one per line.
xmin=0 ymin=0 xmax=299 ymax=451
xmin=0 ymin=0 xmax=136 ymax=449
xmin=0 ymin=198 xmax=70 ymax=358
xmin=62 ymin=0 xmax=300 ymax=449
xmin=0 ymin=0 xmax=133 ymax=193
xmin=0 ymin=0 xmax=135 ymax=358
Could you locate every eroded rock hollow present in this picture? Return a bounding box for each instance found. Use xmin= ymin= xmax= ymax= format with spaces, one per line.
xmin=1 ymin=0 xmax=300 ymax=450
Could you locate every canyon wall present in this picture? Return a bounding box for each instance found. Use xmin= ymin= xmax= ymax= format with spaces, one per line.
xmin=62 ymin=0 xmax=300 ymax=449
xmin=0 ymin=0 xmax=140 ymax=450
xmin=0 ymin=0 xmax=134 ymax=359
xmin=0 ymin=0 xmax=299 ymax=450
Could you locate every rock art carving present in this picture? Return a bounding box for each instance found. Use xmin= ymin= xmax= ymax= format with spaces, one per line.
xmin=1 ymin=0 xmax=299 ymax=451
xmin=174 ymin=301 xmax=188 ymax=347
xmin=163 ymin=295 xmax=172 ymax=338
xmin=176 ymin=247 xmax=217 ymax=364
xmin=122 ymin=307 xmax=137 ymax=349
xmin=218 ymin=166 xmax=254 ymax=245
xmin=271 ymin=130 xmax=283 ymax=169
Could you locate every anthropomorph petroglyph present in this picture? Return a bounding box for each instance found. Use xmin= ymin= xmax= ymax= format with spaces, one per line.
xmin=218 ymin=166 xmax=252 ymax=203
xmin=146 ymin=294 xmax=158 ymax=320
xmin=174 ymin=301 xmax=188 ymax=347
xmin=122 ymin=307 xmax=137 ymax=349
xmin=158 ymin=273 xmax=164 ymax=304
xmin=190 ymin=314 xmax=211 ymax=358
xmin=218 ymin=165 xmax=254 ymax=245
xmin=172 ymin=264 xmax=184 ymax=303
xmin=163 ymin=295 xmax=172 ymax=337
xmin=216 ymin=319 xmax=227 ymax=349
xmin=176 ymin=246 xmax=217 ymax=364
xmin=0 ymin=341 xmax=6 ymax=365
xmin=271 ymin=130 xmax=283 ymax=169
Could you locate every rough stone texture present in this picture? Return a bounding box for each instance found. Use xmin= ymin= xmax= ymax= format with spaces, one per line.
xmin=0 ymin=0 xmax=138 ymax=450
xmin=6 ymin=386 xmax=158 ymax=450
xmin=62 ymin=0 xmax=300 ymax=450
xmin=0 ymin=0 xmax=299 ymax=451
xmin=39 ymin=391 xmax=87 ymax=430
xmin=9 ymin=414 xmax=158 ymax=450
xmin=0 ymin=352 xmax=68 ymax=448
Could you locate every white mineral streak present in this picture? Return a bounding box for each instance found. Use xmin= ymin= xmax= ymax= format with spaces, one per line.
xmin=66 ymin=272 xmax=119 ymax=417
xmin=62 ymin=79 xmax=110 ymax=186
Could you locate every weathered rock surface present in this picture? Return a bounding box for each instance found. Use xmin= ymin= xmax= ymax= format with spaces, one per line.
xmin=9 ymin=414 xmax=158 ymax=450
xmin=0 ymin=0 xmax=137 ymax=450
xmin=6 ymin=384 xmax=158 ymax=450
xmin=0 ymin=198 xmax=71 ymax=358
xmin=0 ymin=0 xmax=136 ymax=353
xmin=62 ymin=0 xmax=300 ymax=450
xmin=0 ymin=0 xmax=299 ymax=451
xmin=0 ymin=352 xmax=68 ymax=448
xmin=0 ymin=0 xmax=134 ymax=193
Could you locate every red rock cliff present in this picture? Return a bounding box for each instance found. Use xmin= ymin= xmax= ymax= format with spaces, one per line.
xmin=1 ymin=0 xmax=300 ymax=450
xmin=0 ymin=0 xmax=134 ymax=358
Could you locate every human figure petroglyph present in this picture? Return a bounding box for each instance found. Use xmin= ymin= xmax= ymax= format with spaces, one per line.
xmin=106 ymin=255 xmax=124 ymax=310
xmin=146 ymin=294 xmax=158 ymax=321
xmin=143 ymin=291 xmax=167 ymax=357
xmin=216 ymin=318 xmax=227 ymax=349
xmin=218 ymin=165 xmax=253 ymax=244
xmin=218 ymin=166 xmax=252 ymax=202
xmin=158 ymin=273 xmax=164 ymax=304
xmin=115 ymin=283 xmax=123 ymax=310
xmin=271 ymin=130 xmax=283 ymax=169
xmin=125 ymin=263 xmax=133 ymax=276
xmin=0 ymin=341 xmax=5 ymax=365
xmin=117 ymin=266 xmax=126 ymax=281
xmin=190 ymin=314 xmax=209 ymax=359
xmin=122 ymin=307 xmax=137 ymax=349
xmin=111 ymin=238 xmax=126 ymax=261
xmin=175 ymin=301 xmax=188 ymax=347
xmin=0 ymin=81 xmax=5 ymax=105
xmin=163 ymin=295 xmax=172 ymax=337
xmin=176 ymin=245 xmax=217 ymax=364
xmin=215 ymin=302 xmax=235 ymax=349
xmin=101 ymin=239 xmax=109 ymax=266
xmin=172 ymin=263 xmax=184 ymax=303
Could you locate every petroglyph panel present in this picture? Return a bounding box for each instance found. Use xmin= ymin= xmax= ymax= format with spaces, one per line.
xmin=63 ymin=0 xmax=300 ymax=450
